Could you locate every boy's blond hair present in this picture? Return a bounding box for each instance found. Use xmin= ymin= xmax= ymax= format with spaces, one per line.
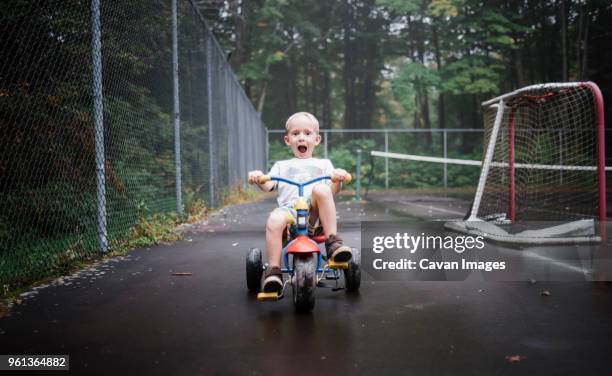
xmin=284 ymin=112 xmax=320 ymax=134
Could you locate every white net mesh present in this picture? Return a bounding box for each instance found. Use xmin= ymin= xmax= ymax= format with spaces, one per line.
xmin=444 ymin=83 xmax=605 ymax=244
xmin=477 ymin=84 xmax=602 ymax=223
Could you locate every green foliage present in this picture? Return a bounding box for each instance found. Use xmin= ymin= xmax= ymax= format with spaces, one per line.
xmin=442 ymin=57 xmax=502 ymax=95
xmin=391 ymin=62 xmax=441 ymax=115
xmin=236 ymin=0 xmax=291 ymax=84
xmin=183 ymin=186 xmax=207 ymax=217
xmin=267 ymin=139 xmax=294 ymax=168
xmin=376 ymin=0 xmax=421 ymax=14
xmin=328 ymin=139 xmax=377 ymax=177
xmin=428 ymin=0 xmax=461 ymax=17
xmin=1 ymin=182 xmax=97 ymax=236
xmin=211 ymin=0 xmax=612 ymax=136
xmin=0 ymin=226 xmax=100 ymax=297
xmin=125 ymin=204 xmax=182 ymax=248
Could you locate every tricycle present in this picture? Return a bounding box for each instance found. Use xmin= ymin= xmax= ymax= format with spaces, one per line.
xmin=246 ymin=174 xmax=361 ymax=312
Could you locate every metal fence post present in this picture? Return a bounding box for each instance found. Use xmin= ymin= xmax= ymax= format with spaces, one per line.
xmin=206 ymin=33 xmax=215 ymax=208
xmin=91 ymin=0 xmax=107 ymax=253
xmin=356 ymin=149 xmax=362 ymax=201
xmin=324 ymin=130 xmax=328 ymax=159
xmin=265 ymin=127 xmax=269 ymax=168
xmin=224 ymin=66 xmax=234 ymax=186
xmin=172 ymin=0 xmax=182 ymax=215
xmin=443 ymin=129 xmax=448 ymax=189
xmin=384 ymin=129 xmax=389 ymax=189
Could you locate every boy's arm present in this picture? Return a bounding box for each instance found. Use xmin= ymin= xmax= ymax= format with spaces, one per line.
xmin=330 ymin=181 xmax=341 ymax=196
xmin=258 ymin=180 xmax=276 ymax=192
xmin=247 ymin=170 xmax=275 ymax=192
xmin=330 ymin=168 xmax=350 ymax=195
xmin=248 ymin=161 xmax=280 ymax=192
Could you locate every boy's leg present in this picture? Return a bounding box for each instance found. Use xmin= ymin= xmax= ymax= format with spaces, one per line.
xmin=266 ymin=210 xmax=287 ymax=268
xmin=307 ymin=199 xmax=322 ymax=236
xmin=262 ymin=209 xmax=289 ymax=293
xmin=311 ymin=184 xmax=352 ymax=262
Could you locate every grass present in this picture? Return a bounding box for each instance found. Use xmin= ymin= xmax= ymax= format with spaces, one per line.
xmin=222 ymin=185 xmax=262 ymax=206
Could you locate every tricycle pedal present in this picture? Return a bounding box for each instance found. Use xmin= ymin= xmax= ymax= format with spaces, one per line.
xmin=257 ymin=292 xmax=281 ymax=301
xmin=328 ymin=260 xmax=349 ymax=269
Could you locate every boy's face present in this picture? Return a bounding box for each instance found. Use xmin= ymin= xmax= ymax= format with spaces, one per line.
xmin=284 ymin=116 xmax=321 ymax=159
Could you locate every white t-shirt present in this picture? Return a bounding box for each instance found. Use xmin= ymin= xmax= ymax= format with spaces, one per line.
xmin=268 ymin=158 xmax=334 ymax=208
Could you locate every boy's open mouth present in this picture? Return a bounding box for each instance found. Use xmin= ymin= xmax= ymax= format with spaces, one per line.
xmin=298 ymin=145 xmax=308 ymax=153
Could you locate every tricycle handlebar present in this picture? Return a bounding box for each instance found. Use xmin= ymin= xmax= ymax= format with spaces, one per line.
xmin=257 ymin=173 xmax=351 ymax=187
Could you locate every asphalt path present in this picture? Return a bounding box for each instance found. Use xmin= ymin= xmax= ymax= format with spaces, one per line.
xmin=1 ymin=194 xmax=612 ymax=375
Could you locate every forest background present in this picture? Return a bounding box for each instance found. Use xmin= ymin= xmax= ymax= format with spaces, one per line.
xmin=204 ymin=0 xmax=612 ymax=180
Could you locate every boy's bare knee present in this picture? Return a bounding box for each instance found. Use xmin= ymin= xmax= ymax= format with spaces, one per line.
xmin=312 ymin=184 xmax=332 ymax=198
xmin=266 ymin=212 xmax=287 ymax=233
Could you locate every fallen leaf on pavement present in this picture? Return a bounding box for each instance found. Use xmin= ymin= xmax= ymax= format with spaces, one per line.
xmin=505 ymin=355 xmax=526 ymax=363
xmin=540 ymin=290 xmax=551 ymax=296
xmin=0 ymin=303 xmax=10 ymax=318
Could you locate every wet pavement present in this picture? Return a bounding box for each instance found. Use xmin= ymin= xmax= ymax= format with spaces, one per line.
xmin=1 ymin=194 xmax=612 ymax=375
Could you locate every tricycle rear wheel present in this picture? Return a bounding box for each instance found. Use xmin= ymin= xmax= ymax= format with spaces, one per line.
xmin=246 ymin=248 xmax=263 ymax=292
xmin=292 ymin=254 xmax=316 ymax=312
xmin=344 ymin=247 xmax=361 ymax=292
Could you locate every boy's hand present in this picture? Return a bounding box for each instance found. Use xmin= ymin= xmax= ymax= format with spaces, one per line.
xmin=248 ymin=170 xmax=265 ymax=185
xmin=331 ymin=168 xmax=350 ymax=183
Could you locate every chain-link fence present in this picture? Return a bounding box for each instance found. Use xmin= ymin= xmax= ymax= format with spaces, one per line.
xmin=0 ymin=0 xmax=266 ymax=291
xmin=268 ymin=129 xmax=485 ymax=190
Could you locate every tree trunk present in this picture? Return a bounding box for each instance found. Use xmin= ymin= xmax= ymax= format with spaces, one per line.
xmin=229 ymin=0 xmax=247 ymax=69
xmin=342 ymin=0 xmax=381 ymax=133
xmin=304 ymin=64 xmax=310 ymax=110
xmin=343 ymin=1 xmax=356 ymax=132
xmin=310 ymin=65 xmax=318 ymax=115
xmin=287 ymin=60 xmax=297 ymax=114
xmin=323 ymin=68 xmax=331 ymax=128
xmin=432 ymin=23 xmax=445 ymax=130
xmin=576 ymin=1 xmax=584 ymax=77
xmin=417 ymin=17 xmax=430 ymax=130
xmin=462 ymin=95 xmax=480 ymax=153
xmin=257 ymin=82 xmax=267 ymax=114
xmin=581 ymin=9 xmax=589 ymax=79
xmin=412 ymin=14 xmax=431 ymax=144
xmin=560 ymin=0 xmax=568 ymax=81
xmin=511 ymin=47 xmax=523 ymax=88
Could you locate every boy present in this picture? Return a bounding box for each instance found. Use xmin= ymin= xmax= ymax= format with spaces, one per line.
xmin=248 ymin=112 xmax=352 ymax=293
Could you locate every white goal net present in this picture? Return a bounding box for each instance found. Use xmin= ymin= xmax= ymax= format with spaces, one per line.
xmin=445 ymin=82 xmax=606 ymax=244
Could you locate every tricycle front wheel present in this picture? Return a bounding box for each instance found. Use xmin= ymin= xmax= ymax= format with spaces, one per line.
xmin=292 ymin=254 xmax=316 ymax=312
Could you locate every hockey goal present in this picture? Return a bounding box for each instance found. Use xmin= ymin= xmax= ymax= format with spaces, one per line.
xmin=446 ymin=82 xmax=606 ymax=244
